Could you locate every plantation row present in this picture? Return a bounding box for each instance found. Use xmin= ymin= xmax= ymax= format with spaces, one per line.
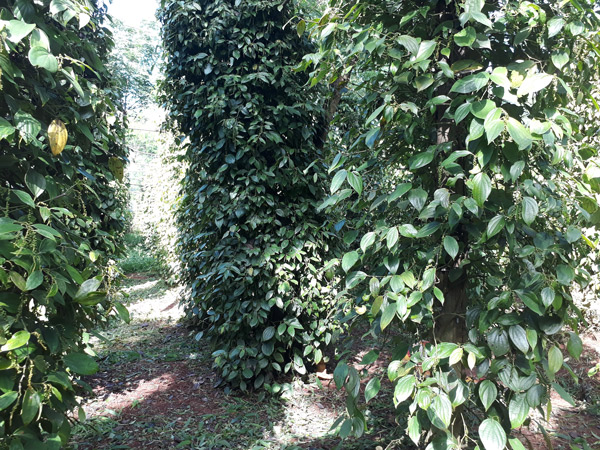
xmin=1 ymin=0 xmax=600 ymax=449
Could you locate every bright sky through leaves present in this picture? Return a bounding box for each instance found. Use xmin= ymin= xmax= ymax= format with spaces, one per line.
xmin=108 ymin=0 xmax=158 ymax=27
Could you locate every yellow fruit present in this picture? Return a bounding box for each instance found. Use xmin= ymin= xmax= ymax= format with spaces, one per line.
xmin=48 ymin=119 xmax=68 ymax=156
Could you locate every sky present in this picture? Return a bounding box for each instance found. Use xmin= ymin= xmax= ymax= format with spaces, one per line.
xmin=107 ymin=0 xmax=159 ymax=28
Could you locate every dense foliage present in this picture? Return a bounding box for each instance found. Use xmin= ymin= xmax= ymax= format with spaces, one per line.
xmin=299 ymin=0 xmax=600 ymax=448
xmin=160 ymin=0 xmax=341 ymax=391
xmin=0 ymin=0 xmax=128 ymax=447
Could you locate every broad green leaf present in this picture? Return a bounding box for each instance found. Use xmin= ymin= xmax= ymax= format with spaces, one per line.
xmin=551 ymin=50 xmax=569 ymax=70
xmin=471 ymin=100 xmax=496 ymax=119
xmin=509 ymin=438 xmax=528 ymax=450
xmin=479 ymin=380 xmax=497 ymax=411
xmin=397 ymin=35 xmax=419 ymax=54
xmin=567 ymin=332 xmax=583 ymax=360
xmin=386 ymin=227 xmax=399 ymax=249
xmin=547 ymin=17 xmax=565 ymax=38
xmin=74 ymin=278 xmax=102 ymax=301
xmin=487 ymin=328 xmax=510 ymax=356
xmin=450 ymin=72 xmax=489 ymax=94
xmin=400 ymin=271 xmax=416 ymax=288
xmin=394 ymin=374 xmax=416 ymax=404
xmin=28 ymin=46 xmax=59 ymax=73
xmin=360 ymin=232 xmax=376 ymax=253
xmin=409 ymin=150 xmax=434 ymax=170
xmin=21 ymin=388 xmax=41 ymax=425
xmin=517 ymin=73 xmax=554 ymax=97
xmin=262 ymin=326 xmax=275 ymax=341
xmin=1 ymin=330 xmax=30 ymax=352
xmin=509 ymin=325 xmax=529 ymax=353
xmin=296 ymin=19 xmax=306 ymax=36
xmin=5 ymin=20 xmax=36 ymax=44
xmin=479 ymin=418 xmax=507 ymax=450
xmin=25 ymin=170 xmax=46 ymax=199
xmin=472 ymin=173 xmax=492 ymax=206
xmin=547 ymin=346 xmax=563 ymax=375
xmin=507 ymin=118 xmax=533 ymax=150
xmin=414 ymin=40 xmax=437 ymax=62
xmin=0 ymin=118 xmax=15 ymax=141
xmin=454 ymin=26 xmax=476 ymax=47
xmin=114 ymin=302 xmax=130 ymax=324
xmin=556 ymin=265 xmax=574 ymax=286
xmin=521 ymin=197 xmax=538 ymax=225
xmin=449 ymin=347 xmax=463 ymax=366
xmin=380 ymin=302 xmax=396 ymax=330
xmin=14 ymin=190 xmax=35 ymax=208
xmin=347 ymin=171 xmax=363 ymax=195
xmin=365 ymin=377 xmax=381 ymax=403
xmin=0 ymin=391 xmax=18 ymax=411
xmin=487 ymin=215 xmax=505 ymax=238
xmin=25 ymin=270 xmax=44 ymax=291
xmin=427 ymin=394 xmax=452 ymax=430
xmin=509 ymin=393 xmax=529 ymax=429
xmin=407 ymin=415 xmax=421 ymax=445
xmin=342 ymin=251 xmax=359 ymax=273
xmin=63 ymin=352 xmax=99 ymax=375
xmin=540 ymin=287 xmax=555 ymax=308
xmin=415 ymin=75 xmax=434 ymax=92
xmin=9 ymin=271 xmax=26 ymax=291
xmin=552 ymin=382 xmax=575 ymax=406
xmin=331 ymin=169 xmax=347 ymax=194
xmin=443 ymin=236 xmax=459 ymax=259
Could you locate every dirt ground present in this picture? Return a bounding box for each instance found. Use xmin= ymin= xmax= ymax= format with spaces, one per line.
xmin=68 ymin=275 xmax=600 ymax=450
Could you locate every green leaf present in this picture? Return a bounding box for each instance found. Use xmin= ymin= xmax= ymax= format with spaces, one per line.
xmin=454 ymin=26 xmax=477 ymax=47
xmin=365 ymin=377 xmax=381 ymax=403
xmin=28 ymin=46 xmax=59 ymax=73
xmin=0 ymin=391 xmax=18 ymax=411
xmin=409 ymin=150 xmax=435 ymax=170
xmin=9 ymin=271 xmax=26 ymax=291
xmin=521 ymin=197 xmax=538 ymax=225
xmin=552 ymin=382 xmax=575 ymax=406
xmin=540 ymin=287 xmax=555 ymax=308
xmin=14 ymin=111 xmax=41 ymax=143
xmin=507 ymin=118 xmax=533 ymax=150
xmin=63 ymin=352 xmax=99 ymax=375
xmin=556 ymin=265 xmax=574 ymax=286
xmin=547 ymin=17 xmax=565 ymax=38
xmin=262 ymin=326 xmax=275 ymax=341
xmin=567 ymin=332 xmax=583 ymax=360
xmin=296 ymin=19 xmax=306 ymax=36
xmin=380 ymin=302 xmax=396 ymax=331
xmin=25 ymin=270 xmax=44 ymax=291
xmin=333 ymin=362 xmax=348 ymax=389
xmin=21 ymin=388 xmax=41 ymax=425
xmin=394 ymin=374 xmax=416 ymax=404
xmin=471 ymin=100 xmax=496 ymax=119
xmin=479 ymin=380 xmax=497 ymax=411
xmin=25 ymin=170 xmax=46 ymax=199
xmin=487 ymin=215 xmax=505 ymax=238
xmin=386 ymin=227 xmax=399 ymax=249
xmin=443 ymin=236 xmax=459 ymax=259
xmin=0 ymin=118 xmax=16 ymax=141
xmin=414 ymin=40 xmax=437 ymax=62
xmin=509 ymin=393 xmax=529 ymax=429
xmin=397 ymin=35 xmax=419 ymax=54
xmin=450 ymin=72 xmax=489 ymax=94
xmin=400 ymin=271 xmax=416 ymax=288
xmin=547 ymin=346 xmax=563 ymax=375
xmin=114 ymin=302 xmax=130 ymax=324
xmin=331 ymin=169 xmax=347 ymax=194
xmin=415 ymin=75 xmax=434 ymax=92
xmin=407 ymin=415 xmax=421 ymax=446
xmin=517 ymin=73 xmax=554 ymax=97
xmin=74 ymin=278 xmax=103 ymax=301
xmin=347 ymin=171 xmax=363 ymax=195
xmin=479 ymin=418 xmax=507 ymax=450
xmin=342 ymin=251 xmax=359 ymax=273
xmin=1 ymin=331 xmax=30 ymax=352
xmin=509 ymin=325 xmax=529 ymax=354
xmin=487 ymin=328 xmax=510 ymax=356
xmin=551 ymin=50 xmax=569 ymax=70
xmin=472 ymin=173 xmax=492 ymax=206
xmin=427 ymin=394 xmax=452 ymax=430
xmin=360 ymin=232 xmax=376 ymax=253
xmin=14 ymin=190 xmax=35 ymax=208
xmin=5 ymin=20 xmax=36 ymax=44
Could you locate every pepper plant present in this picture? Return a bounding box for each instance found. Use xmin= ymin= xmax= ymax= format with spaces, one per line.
xmin=159 ymin=0 xmax=341 ymax=392
xmin=300 ymin=0 xmax=600 ymax=448
xmin=0 ymin=0 xmax=128 ymax=447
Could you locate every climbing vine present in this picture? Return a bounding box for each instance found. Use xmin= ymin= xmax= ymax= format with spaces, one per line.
xmin=300 ymin=0 xmax=600 ymax=449
xmin=0 ymin=0 xmax=128 ymax=447
xmin=160 ymin=0 xmax=342 ymax=392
